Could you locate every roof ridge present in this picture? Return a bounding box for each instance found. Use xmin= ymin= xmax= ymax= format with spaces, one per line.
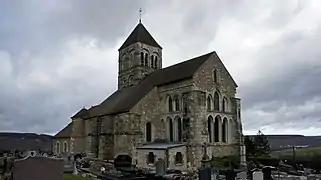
xmin=159 ymin=51 xmax=215 ymax=71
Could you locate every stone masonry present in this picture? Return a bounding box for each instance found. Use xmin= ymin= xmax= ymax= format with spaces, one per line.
xmin=55 ymin=22 xmax=246 ymax=170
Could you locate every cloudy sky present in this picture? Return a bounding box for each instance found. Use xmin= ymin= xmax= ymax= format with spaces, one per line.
xmin=1 ymin=0 xmax=321 ymax=136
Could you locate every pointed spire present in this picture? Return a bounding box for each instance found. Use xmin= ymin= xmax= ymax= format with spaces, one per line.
xmin=139 ymin=8 xmax=142 ymax=23
xmin=118 ymin=22 xmax=162 ymax=51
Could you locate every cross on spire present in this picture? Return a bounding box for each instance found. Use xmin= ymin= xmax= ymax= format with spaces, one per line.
xmin=139 ymin=8 xmax=143 ymax=23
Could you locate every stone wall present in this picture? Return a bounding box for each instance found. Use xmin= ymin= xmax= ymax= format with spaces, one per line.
xmin=167 ymin=146 xmax=187 ymax=170
xmin=136 ymin=146 xmax=187 ymax=171
xmin=70 ymin=117 xmax=86 ymax=154
xmin=136 ymin=149 xmax=165 ymax=170
xmin=52 ymin=138 xmax=70 ymax=154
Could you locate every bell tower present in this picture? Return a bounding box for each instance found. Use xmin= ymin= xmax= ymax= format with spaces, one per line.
xmin=118 ymin=22 xmax=162 ymax=90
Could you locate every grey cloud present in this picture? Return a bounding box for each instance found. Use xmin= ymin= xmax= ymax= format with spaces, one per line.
xmin=240 ymin=25 xmax=321 ymax=132
xmin=1 ymin=0 xmax=321 ymax=135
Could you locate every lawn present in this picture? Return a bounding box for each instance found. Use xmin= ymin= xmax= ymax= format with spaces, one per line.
xmin=271 ymin=146 xmax=321 ymax=158
xmin=62 ymin=173 xmax=94 ymax=180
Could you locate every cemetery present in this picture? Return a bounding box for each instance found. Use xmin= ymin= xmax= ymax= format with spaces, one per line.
xmin=1 ymin=149 xmax=321 ymax=180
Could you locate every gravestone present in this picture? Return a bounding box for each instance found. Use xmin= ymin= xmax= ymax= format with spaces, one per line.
xmin=199 ymin=167 xmax=211 ymax=180
xmin=253 ymin=171 xmax=264 ymax=180
xmin=155 ymin=158 xmax=165 ymax=176
xmin=12 ymin=156 xmax=64 ymax=180
xmin=236 ymin=171 xmax=247 ymax=180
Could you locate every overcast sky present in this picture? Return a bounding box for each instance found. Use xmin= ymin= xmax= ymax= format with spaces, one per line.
xmin=1 ymin=0 xmax=321 ymax=136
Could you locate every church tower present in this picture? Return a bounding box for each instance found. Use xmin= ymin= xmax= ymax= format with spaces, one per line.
xmin=118 ymin=22 xmax=162 ymax=90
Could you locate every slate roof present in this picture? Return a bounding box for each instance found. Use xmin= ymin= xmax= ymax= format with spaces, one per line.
xmin=118 ymin=22 xmax=162 ymax=50
xmin=54 ymin=122 xmax=73 ymax=138
xmin=71 ymin=108 xmax=88 ymax=119
xmin=85 ymin=51 xmax=216 ymax=118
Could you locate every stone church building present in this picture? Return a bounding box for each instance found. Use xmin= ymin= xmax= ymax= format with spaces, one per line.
xmin=53 ymin=22 xmax=245 ymax=170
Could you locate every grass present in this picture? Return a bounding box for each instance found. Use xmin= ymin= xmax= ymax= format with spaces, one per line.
xmin=62 ymin=173 xmax=94 ymax=180
xmin=271 ymin=146 xmax=321 ymax=158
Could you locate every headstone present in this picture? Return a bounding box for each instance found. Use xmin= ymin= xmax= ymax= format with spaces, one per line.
xmin=199 ymin=167 xmax=211 ymax=180
xmin=253 ymin=171 xmax=264 ymax=180
xmin=155 ymin=158 xmax=165 ymax=176
xmin=262 ymin=167 xmax=272 ymax=180
xmin=73 ymin=162 xmax=78 ymax=175
xmin=225 ymin=170 xmax=237 ymax=180
xmin=12 ymin=156 xmax=64 ymax=180
xmin=235 ymin=171 xmax=247 ymax=180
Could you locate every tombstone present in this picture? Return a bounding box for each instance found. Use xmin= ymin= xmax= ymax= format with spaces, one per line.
xmin=262 ymin=167 xmax=272 ymax=180
xmin=199 ymin=167 xmax=211 ymax=180
xmin=73 ymin=162 xmax=78 ymax=175
xmin=225 ymin=170 xmax=237 ymax=180
xmin=155 ymin=158 xmax=165 ymax=176
xmin=253 ymin=171 xmax=264 ymax=180
xmin=235 ymin=171 xmax=247 ymax=180
xmin=12 ymin=156 xmax=64 ymax=180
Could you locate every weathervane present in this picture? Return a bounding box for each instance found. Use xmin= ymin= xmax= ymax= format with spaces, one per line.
xmin=139 ymin=8 xmax=143 ymax=23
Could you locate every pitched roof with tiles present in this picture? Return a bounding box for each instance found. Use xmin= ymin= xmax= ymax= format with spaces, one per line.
xmin=54 ymin=122 xmax=73 ymax=138
xmin=118 ymin=22 xmax=162 ymax=50
xmin=85 ymin=51 xmax=218 ymax=118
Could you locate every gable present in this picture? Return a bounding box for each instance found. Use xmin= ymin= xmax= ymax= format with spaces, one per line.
xmin=85 ymin=51 xmax=215 ymax=118
xmin=195 ymin=52 xmax=238 ymax=88
xmin=213 ymin=52 xmax=238 ymax=88
xmin=54 ymin=122 xmax=73 ymax=138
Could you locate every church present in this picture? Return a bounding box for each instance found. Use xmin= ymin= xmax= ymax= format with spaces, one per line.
xmin=53 ymin=21 xmax=246 ymax=170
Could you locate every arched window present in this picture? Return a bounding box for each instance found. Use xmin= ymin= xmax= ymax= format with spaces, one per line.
xmin=168 ymin=97 xmax=173 ymax=112
xmin=214 ymin=91 xmax=220 ymax=111
xmin=174 ymin=96 xmax=180 ymax=111
xmin=144 ymin=53 xmax=148 ymax=66
xmin=63 ymin=142 xmax=68 ymax=152
xmin=175 ymin=152 xmax=183 ymax=164
xmin=56 ymin=142 xmax=60 ymax=154
xmin=207 ymin=95 xmax=212 ymax=110
xmin=155 ymin=56 xmax=158 ymax=69
xmin=167 ymin=118 xmax=174 ymax=142
xmin=146 ymin=122 xmax=152 ymax=142
xmin=174 ymin=116 xmax=182 ymax=142
xmin=151 ymin=55 xmax=154 ymax=68
xmin=207 ymin=116 xmax=213 ymax=143
xmin=213 ymin=69 xmax=218 ymax=83
xmin=140 ymin=52 xmax=144 ymax=66
xmin=182 ymin=118 xmax=190 ymax=142
xmin=214 ymin=116 xmax=221 ymax=142
xmin=147 ymin=152 xmax=155 ymax=164
xmin=222 ymin=118 xmax=228 ymax=143
xmin=223 ymin=97 xmax=228 ymax=112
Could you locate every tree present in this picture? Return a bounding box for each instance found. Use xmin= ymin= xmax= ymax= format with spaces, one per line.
xmin=244 ymin=136 xmax=256 ymax=158
xmin=253 ymin=130 xmax=271 ymax=157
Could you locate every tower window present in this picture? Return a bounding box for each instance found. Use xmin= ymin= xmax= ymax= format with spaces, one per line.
xmin=146 ymin=122 xmax=152 ymax=142
xmin=213 ymin=69 xmax=218 ymax=83
xmin=214 ymin=92 xmax=220 ymax=111
xmin=144 ymin=53 xmax=148 ymax=66
xmin=151 ymin=55 xmax=154 ymax=68
xmin=140 ymin=52 xmax=144 ymax=66
xmin=168 ymin=97 xmax=173 ymax=112
xmin=155 ymin=56 xmax=158 ymax=69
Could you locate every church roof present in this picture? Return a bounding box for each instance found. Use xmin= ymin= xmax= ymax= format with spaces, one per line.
xmin=71 ymin=108 xmax=88 ymax=119
xmin=84 ymin=51 xmax=216 ymax=118
xmin=118 ymin=22 xmax=162 ymax=50
xmin=54 ymin=122 xmax=73 ymax=138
